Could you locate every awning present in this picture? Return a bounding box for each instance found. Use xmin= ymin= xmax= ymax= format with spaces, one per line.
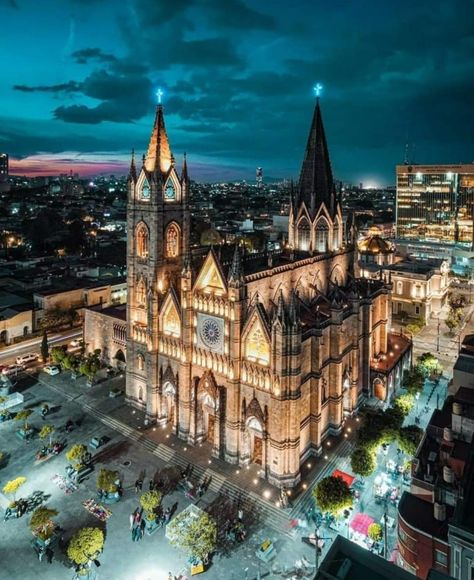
xmin=350 ymin=513 xmax=375 ymax=536
xmin=332 ymin=469 xmax=355 ymax=488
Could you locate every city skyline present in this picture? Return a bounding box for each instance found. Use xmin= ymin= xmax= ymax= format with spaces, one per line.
xmin=2 ymin=0 xmax=474 ymax=183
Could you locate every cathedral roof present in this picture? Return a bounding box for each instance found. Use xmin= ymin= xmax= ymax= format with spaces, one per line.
xmin=358 ymin=235 xmax=394 ymax=255
xmin=297 ymin=99 xmax=335 ymax=218
xmin=144 ymin=105 xmax=174 ymax=175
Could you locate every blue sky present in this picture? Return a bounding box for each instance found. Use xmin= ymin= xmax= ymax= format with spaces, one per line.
xmin=2 ymin=0 xmax=474 ymax=184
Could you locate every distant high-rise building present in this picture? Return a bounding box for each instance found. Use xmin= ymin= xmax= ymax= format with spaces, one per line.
xmin=256 ymin=166 xmax=263 ymax=188
xmin=0 ymin=153 xmax=9 ymax=192
xmin=396 ymin=164 xmax=474 ymax=247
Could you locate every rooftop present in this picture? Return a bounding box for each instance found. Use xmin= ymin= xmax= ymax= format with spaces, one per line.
xmin=371 ymin=333 xmax=411 ymax=374
xmin=398 ymin=492 xmax=452 ymax=542
xmin=316 ymin=535 xmax=416 ymax=580
xmin=87 ymin=303 xmax=126 ymax=322
xmin=384 ymin=258 xmax=444 ymax=277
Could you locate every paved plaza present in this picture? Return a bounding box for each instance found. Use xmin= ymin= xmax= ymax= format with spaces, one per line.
xmin=0 ymin=330 xmax=455 ymax=580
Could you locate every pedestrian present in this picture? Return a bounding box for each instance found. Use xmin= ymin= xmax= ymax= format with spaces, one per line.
xmin=45 ymin=547 xmax=53 ymax=564
xmin=38 ymin=547 xmax=45 ymax=562
xmin=149 ymin=479 xmax=155 ymax=491
xmin=238 ymin=508 xmax=243 ymax=522
xmin=140 ymin=518 xmax=146 ymax=538
xmin=135 ymin=478 xmax=143 ymax=493
xmin=130 ymin=510 xmax=136 ymax=530
xmin=132 ymin=525 xmax=140 ymax=542
xmin=164 ymin=507 xmax=171 ymax=524
xmin=134 ymin=509 xmax=142 ymax=525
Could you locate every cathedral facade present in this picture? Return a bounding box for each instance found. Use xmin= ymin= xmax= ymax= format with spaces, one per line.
xmin=125 ymin=99 xmax=392 ymax=488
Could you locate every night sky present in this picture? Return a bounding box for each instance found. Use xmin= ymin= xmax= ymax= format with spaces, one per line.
xmin=2 ymin=0 xmax=474 ymax=184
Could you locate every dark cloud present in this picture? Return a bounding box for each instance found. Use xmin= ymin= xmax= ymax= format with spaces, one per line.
xmin=71 ymin=48 xmax=117 ymax=64
xmin=205 ymin=0 xmax=274 ymax=30
xmin=14 ymin=81 xmax=82 ymax=93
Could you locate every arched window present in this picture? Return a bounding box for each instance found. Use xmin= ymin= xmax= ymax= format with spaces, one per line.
xmin=137 ymin=353 xmax=145 ymax=371
xmin=315 ymin=219 xmax=329 ymax=253
xmin=297 ymin=218 xmax=311 ymax=251
xmin=165 ymin=222 xmax=180 ymax=258
xmin=136 ymin=278 xmax=146 ymax=307
xmin=135 ymin=222 xmax=149 ymax=258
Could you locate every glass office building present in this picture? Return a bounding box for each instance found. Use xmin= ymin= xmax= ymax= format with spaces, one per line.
xmin=396 ymin=164 xmax=474 ymax=247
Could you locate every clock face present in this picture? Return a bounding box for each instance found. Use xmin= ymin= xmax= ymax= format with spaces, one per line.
xmin=141 ymin=180 xmax=151 ymax=199
xmin=197 ymin=313 xmax=224 ymax=353
xmin=165 ymin=181 xmax=176 ymax=200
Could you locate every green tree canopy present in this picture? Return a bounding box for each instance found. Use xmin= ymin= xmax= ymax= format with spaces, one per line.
xmin=393 ymin=393 xmax=415 ymax=417
xmin=368 ymin=522 xmax=383 ymax=542
xmin=417 ymin=353 xmax=442 ymax=377
xmin=351 ymin=446 xmax=377 ymax=477
xmin=140 ymin=490 xmax=162 ymax=520
xmin=397 ymin=425 xmax=424 ymax=456
xmin=67 ymin=527 xmax=104 ymax=566
xmin=97 ymin=469 xmax=119 ymax=494
xmin=168 ymin=510 xmax=217 ymax=562
xmin=313 ymin=476 xmax=353 ymax=515
xmin=41 ymin=331 xmax=49 ymax=363
xmin=402 ymin=367 xmax=425 ymax=396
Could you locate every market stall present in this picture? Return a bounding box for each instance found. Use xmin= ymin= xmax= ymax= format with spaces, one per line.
xmin=349 ymin=513 xmax=375 ymax=548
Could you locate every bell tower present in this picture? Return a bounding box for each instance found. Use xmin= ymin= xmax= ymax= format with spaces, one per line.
xmin=126 ymin=99 xmax=190 ymax=418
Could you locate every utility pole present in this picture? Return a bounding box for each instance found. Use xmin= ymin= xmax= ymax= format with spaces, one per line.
xmin=383 ymin=512 xmax=388 ymax=560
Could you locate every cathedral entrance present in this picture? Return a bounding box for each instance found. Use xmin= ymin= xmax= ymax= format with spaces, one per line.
xmin=207 ymin=414 xmax=215 ymax=444
xmin=252 ymin=435 xmax=263 ymax=464
xmin=373 ymin=378 xmax=386 ymax=401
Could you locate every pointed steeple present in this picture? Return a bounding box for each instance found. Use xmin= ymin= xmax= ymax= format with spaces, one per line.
xmin=288 ymin=289 xmax=300 ymax=326
xmin=273 ymin=290 xmax=286 ymax=326
xmin=298 ymin=99 xmax=335 ymax=217
xmin=129 ymin=149 xmax=137 ymax=182
xmin=228 ymin=244 xmax=244 ymax=286
xmin=181 ymin=152 xmax=189 ymax=183
xmin=144 ymin=105 xmax=174 ymax=175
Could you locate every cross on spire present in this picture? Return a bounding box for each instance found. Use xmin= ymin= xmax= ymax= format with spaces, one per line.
xmin=156 ymin=88 xmax=164 ymax=105
xmin=313 ymin=83 xmax=323 ymax=99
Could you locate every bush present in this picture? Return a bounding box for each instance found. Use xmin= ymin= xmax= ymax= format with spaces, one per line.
xmin=402 ymin=368 xmax=424 ymax=396
xmin=417 ymin=353 xmax=442 ymax=377
xmin=168 ymin=510 xmax=217 ymax=562
xmin=30 ymin=506 xmax=58 ymax=540
xmin=50 ymin=346 xmax=67 ymax=366
xmin=313 ymin=476 xmax=353 ymax=515
xmin=351 ymin=446 xmax=377 ymax=477
xmin=66 ymin=444 xmax=88 ymax=469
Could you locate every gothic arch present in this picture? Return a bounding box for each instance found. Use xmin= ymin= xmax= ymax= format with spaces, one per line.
xmin=245 ymin=396 xmax=266 ymax=427
xmin=135 ymin=222 xmax=149 ymax=258
xmin=197 ymin=370 xmax=219 ymax=404
xmin=315 ymin=217 xmax=330 ymax=253
xmin=165 ymin=221 xmax=181 ymax=258
xmin=296 ymin=216 xmax=311 ymax=251
xmin=330 ymin=264 xmax=343 ymax=285
xmin=137 ymin=353 xmax=145 ymax=371
xmin=136 ymin=276 xmax=146 ymax=307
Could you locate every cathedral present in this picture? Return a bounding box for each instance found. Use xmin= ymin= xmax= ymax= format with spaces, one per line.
xmin=122 ymin=98 xmax=400 ymax=489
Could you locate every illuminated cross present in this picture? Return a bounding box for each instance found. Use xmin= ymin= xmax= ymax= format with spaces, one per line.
xmin=313 ymin=83 xmax=323 ymax=98
xmin=156 ymin=88 xmax=164 ymax=105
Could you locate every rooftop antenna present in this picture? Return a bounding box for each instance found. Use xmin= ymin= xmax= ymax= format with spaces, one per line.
xmin=404 ymin=143 xmax=409 ymax=165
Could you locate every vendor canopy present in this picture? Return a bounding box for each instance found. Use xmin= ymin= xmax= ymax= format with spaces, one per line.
xmin=350 ymin=513 xmax=375 ymax=536
xmin=332 ymin=469 xmax=355 ymax=488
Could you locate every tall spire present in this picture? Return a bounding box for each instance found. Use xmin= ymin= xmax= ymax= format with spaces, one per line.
xmin=228 ymin=244 xmax=244 ymax=286
xmin=298 ymin=98 xmax=335 ymax=217
xmin=144 ymin=104 xmax=174 ymax=175
xmin=129 ymin=148 xmax=137 ymax=182
xmin=181 ymin=152 xmax=188 ymax=182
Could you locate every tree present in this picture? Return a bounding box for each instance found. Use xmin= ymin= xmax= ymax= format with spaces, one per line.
xmin=140 ymin=490 xmax=162 ymax=521
xmin=168 ymin=510 xmax=217 ymax=562
xmin=39 ymin=424 xmax=55 ymax=447
xmin=3 ymin=476 xmax=27 ymax=505
xmin=50 ymin=345 xmax=67 ymax=366
xmin=393 ymin=393 xmax=415 ymax=417
xmin=67 ymin=527 xmax=104 ymax=567
xmin=402 ymin=367 xmax=424 ymax=396
xmin=446 ymin=307 xmax=462 ymax=335
xmin=15 ymin=409 xmax=33 ymax=431
xmin=40 ymin=331 xmax=49 ymax=363
xmin=368 ymin=523 xmax=383 ymax=542
xmin=406 ymin=316 xmax=426 ymax=335
xmin=66 ymin=444 xmax=88 ymax=469
xmin=79 ymin=351 xmax=101 ymax=382
xmin=313 ymin=476 xmax=353 ymax=515
xmin=62 ymin=353 xmax=80 ymax=373
xmin=397 ymin=425 xmax=424 ymax=456
xmin=97 ymin=469 xmax=119 ymax=494
xmin=417 ymin=353 xmax=442 ymax=377
xmin=351 ymin=446 xmax=377 ymax=477
xmin=29 ymin=506 xmax=58 ymax=540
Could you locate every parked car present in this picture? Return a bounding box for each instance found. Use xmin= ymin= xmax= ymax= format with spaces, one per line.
xmin=69 ymin=339 xmax=82 ymax=348
xmin=2 ymin=364 xmax=25 ymax=376
xmin=43 ymin=365 xmax=60 ymax=376
xmin=16 ymin=353 xmax=38 ymax=365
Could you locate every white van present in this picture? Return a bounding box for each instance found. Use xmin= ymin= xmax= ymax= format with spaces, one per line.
xmin=16 ymin=353 xmax=39 ymax=365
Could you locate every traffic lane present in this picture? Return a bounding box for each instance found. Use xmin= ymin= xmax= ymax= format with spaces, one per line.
xmin=0 ymin=329 xmax=82 ymax=365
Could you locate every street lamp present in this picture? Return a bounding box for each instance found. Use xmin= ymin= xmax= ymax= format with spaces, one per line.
xmin=302 ymin=527 xmax=333 ymax=572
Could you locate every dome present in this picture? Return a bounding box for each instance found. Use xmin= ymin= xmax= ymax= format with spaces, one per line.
xmin=358 ymin=235 xmax=393 ymax=255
